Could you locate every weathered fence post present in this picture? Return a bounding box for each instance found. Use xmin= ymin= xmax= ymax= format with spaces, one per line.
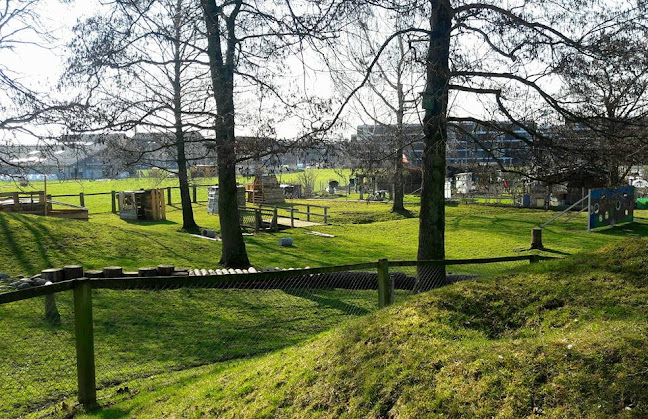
xmin=255 ymin=209 xmax=262 ymax=232
xmin=167 ymin=187 xmax=172 ymax=206
xmin=531 ymin=227 xmax=544 ymax=250
xmin=103 ymin=266 xmax=123 ymax=278
xmin=290 ymin=207 xmax=295 ymax=228
xmin=307 ymin=204 xmax=311 ymax=222
xmin=324 ymin=207 xmax=328 ymax=224
xmin=157 ymin=264 xmax=175 ymax=276
xmin=192 ymin=185 xmax=197 ymax=203
xmin=377 ymin=258 xmax=393 ymax=308
xmin=111 ymin=191 xmax=117 ymax=213
xmin=79 ymin=192 xmax=85 ymax=208
xmin=64 ymin=265 xmax=84 ymax=280
xmin=73 ymin=279 xmax=97 ymax=408
xmin=272 ymin=207 xmax=279 ymax=232
xmin=42 ymin=268 xmax=63 ymax=324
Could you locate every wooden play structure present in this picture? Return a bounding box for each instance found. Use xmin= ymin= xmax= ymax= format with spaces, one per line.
xmin=246 ymin=175 xmax=285 ymax=205
xmin=0 ymin=191 xmax=89 ymax=220
xmin=118 ymin=189 xmax=166 ymax=221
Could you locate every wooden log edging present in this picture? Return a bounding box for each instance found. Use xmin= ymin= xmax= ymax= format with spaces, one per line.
xmin=0 ymin=255 xmax=558 ymax=304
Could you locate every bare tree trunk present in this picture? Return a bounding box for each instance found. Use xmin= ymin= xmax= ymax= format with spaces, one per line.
xmin=416 ymin=0 xmax=452 ymax=288
xmin=173 ymin=0 xmax=198 ymax=232
xmin=392 ymin=35 xmax=407 ymax=213
xmin=393 ymin=147 xmax=405 ymax=212
xmin=202 ymin=0 xmax=250 ymax=268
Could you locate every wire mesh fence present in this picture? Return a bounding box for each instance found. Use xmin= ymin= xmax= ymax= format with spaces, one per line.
xmin=0 ymin=255 xmax=542 ymax=417
xmin=0 ymin=290 xmax=77 ymax=418
xmin=91 ymin=270 xmax=380 ymax=392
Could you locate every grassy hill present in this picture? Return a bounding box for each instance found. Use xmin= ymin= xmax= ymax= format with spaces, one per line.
xmin=77 ymin=239 xmax=648 ymax=418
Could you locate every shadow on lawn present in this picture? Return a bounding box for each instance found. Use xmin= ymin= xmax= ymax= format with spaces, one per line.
xmin=283 ymin=288 xmax=371 ymax=316
xmin=0 ymin=213 xmax=59 ymax=273
xmin=88 ymin=287 xmax=375 ymax=388
xmin=120 ymin=219 xmax=178 ymax=226
xmin=595 ymin=221 xmax=648 ymax=237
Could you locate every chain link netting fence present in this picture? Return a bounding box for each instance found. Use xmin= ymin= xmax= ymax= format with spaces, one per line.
xmin=0 ymin=256 xmax=540 ymax=417
xmin=0 ymin=290 xmax=77 ymax=418
xmin=91 ymin=270 xmax=380 ymax=392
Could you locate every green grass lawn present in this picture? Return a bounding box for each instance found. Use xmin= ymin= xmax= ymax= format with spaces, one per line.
xmin=74 ymin=239 xmax=648 ymax=418
xmin=1 ymin=201 xmax=647 ymax=278
xmin=1 ymin=195 xmax=647 ymax=417
xmin=0 ymin=169 xmax=354 ymax=214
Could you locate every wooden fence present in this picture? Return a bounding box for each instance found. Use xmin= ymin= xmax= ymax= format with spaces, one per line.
xmin=0 ymin=254 xmax=553 ymax=409
xmin=46 ymin=184 xmax=214 ymax=214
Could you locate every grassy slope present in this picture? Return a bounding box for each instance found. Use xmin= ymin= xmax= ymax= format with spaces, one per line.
xmin=79 ymin=239 xmax=648 ymax=418
xmin=1 ymin=202 xmax=646 ymax=277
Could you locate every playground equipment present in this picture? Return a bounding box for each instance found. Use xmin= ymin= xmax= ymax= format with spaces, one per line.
xmin=118 ymin=189 xmax=166 ymax=221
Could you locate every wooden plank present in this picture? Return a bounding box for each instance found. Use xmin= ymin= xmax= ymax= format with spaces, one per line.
xmin=0 ymin=280 xmax=76 ymax=305
xmin=388 ymin=255 xmax=547 ymax=267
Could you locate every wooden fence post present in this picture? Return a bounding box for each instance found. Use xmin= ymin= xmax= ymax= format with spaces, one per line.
xmin=377 ymin=258 xmax=393 ymax=308
xmin=290 ymin=207 xmax=295 ymax=228
xmin=192 ymin=185 xmax=197 ymax=203
xmin=111 ymin=191 xmax=117 ymax=213
xmin=42 ymin=268 xmax=63 ymax=324
xmin=531 ymin=227 xmax=544 ymax=250
xmin=324 ymin=207 xmax=328 ymax=224
xmin=79 ymin=192 xmax=85 ymax=208
xmin=73 ymin=279 xmax=97 ymax=408
xmin=307 ymin=204 xmax=311 ymax=222
xmin=272 ymin=207 xmax=278 ymax=232
xmin=167 ymin=187 xmax=172 ymax=206
xmin=255 ymin=209 xmax=262 ymax=232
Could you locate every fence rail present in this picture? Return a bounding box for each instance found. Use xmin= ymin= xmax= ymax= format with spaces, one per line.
xmin=0 ymin=255 xmax=553 ymax=416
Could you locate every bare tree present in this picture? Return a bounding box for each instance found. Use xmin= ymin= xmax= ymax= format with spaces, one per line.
xmin=373 ymin=1 xmax=648 ymax=276
xmin=64 ymin=0 xmax=214 ymax=231
xmin=556 ymin=26 xmax=648 ymax=186
xmin=199 ymin=0 xmax=364 ymax=267
xmin=0 ymin=0 xmax=73 ymax=176
xmin=333 ymin=12 xmax=424 ymax=213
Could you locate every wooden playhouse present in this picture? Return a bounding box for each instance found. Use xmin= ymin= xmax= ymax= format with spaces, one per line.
xmin=246 ymin=175 xmax=285 ymax=205
xmin=118 ymin=189 xmax=166 ymax=221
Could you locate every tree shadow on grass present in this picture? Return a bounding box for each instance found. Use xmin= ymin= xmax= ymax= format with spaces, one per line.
xmin=539 ymin=248 xmax=572 ymax=256
xmin=0 ymin=213 xmax=58 ymax=273
xmin=0 ymin=213 xmax=35 ymax=273
xmin=120 ymin=219 xmax=178 ymax=226
xmin=595 ymin=222 xmax=648 ymax=237
xmin=390 ymin=208 xmax=415 ymax=218
xmin=283 ymin=288 xmax=371 ymax=316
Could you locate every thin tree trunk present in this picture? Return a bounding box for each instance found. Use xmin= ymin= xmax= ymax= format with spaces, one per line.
xmin=392 ymin=35 xmax=406 ymax=213
xmin=201 ymin=0 xmax=250 ymax=268
xmin=393 ymin=147 xmax=405 ymax=211
xmin=173 ymin=0 xmax=198 ymax=232
xmin=416 ymin=0 xmax=452 ymax=288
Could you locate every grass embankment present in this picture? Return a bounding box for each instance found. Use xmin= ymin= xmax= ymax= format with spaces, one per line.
xmin=79 ymin=239 xmax=648 ymax=418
